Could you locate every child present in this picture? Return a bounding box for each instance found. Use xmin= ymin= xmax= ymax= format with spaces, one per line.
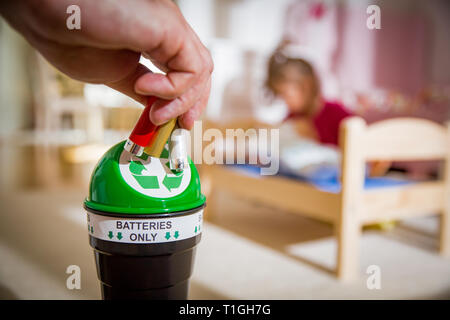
xmin=266 ymin=49 xmax=352 ymax=146
xmin=266 ymin=48 xmax=390 ymax=176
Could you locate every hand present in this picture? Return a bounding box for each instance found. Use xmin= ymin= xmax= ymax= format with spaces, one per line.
xmin=369 ymin=160 xmax=391 ymax=177
xmin=0 ymin=0 xmax=213 ymax=129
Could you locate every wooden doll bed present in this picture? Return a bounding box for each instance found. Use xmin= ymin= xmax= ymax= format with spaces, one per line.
xmin=202 ymin=117 xmax=450 ymax=281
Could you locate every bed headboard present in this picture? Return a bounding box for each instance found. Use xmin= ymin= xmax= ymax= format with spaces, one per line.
xmin=338 ymin=116 xmax=450 ymax=209
xmin=339 ymin=117 xmax=450 ymax=161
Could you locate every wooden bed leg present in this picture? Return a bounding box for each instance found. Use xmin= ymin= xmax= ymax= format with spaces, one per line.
xmin=440 ymin=209 xmax=450 ymax=257
xmin=336 ymin=211 xmax=361 ymax=281
xmin=440 ymin=123 xmax=450 ymax=256
xmin=336 ymin=117 xmax=366 ymax=281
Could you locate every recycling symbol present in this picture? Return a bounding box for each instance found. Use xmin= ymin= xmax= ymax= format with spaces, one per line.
xmin=129 ymin=159 xmax=183 ymax=191
xmin=119 ymin=145 xmax=191 ymax=198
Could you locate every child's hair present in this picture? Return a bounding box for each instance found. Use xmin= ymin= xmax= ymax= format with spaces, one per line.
xmin=265 ymin=48 xmax=320 ymax=114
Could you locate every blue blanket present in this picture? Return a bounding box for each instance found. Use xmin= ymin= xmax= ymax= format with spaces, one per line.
xmin=228 ymin=164 xmax=413 ymax=193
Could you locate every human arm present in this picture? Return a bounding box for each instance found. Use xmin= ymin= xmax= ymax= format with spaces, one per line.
xmin=0 ymin=0 xmax=213 ymax=129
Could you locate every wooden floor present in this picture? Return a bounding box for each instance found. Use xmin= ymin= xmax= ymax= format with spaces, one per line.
xmin=1 ymin=143 xmax=450 ymax=299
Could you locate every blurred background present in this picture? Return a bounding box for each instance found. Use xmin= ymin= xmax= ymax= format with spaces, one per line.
xmin=0 ymin=0 xmax=449 ymax=299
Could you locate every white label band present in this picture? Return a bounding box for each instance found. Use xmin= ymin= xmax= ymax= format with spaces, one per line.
xmin=86 ymin=209 xmax=203 ymax=244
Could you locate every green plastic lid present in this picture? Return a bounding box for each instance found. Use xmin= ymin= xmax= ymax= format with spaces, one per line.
xmin=84 ymin=140 xmax=205 ymax=214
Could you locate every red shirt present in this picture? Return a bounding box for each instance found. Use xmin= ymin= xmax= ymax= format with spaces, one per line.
xmin=285 ymin=101 xmax=353 ymax=146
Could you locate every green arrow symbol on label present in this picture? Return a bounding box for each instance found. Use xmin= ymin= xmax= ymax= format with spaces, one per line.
xmin=134 ymin=175 xmax=159 ymax=189
xmin=162 ymin=161 xmax=184 ymax=192
xmin=165 ymin=232 xmax=171 ymax=240
xmin=174 ymin=231 xmax=179 ymax=239
xmin=108 ymin=231 xmax=114 ymax=239
xmin=129 ymin=161 xmax=145 ymax=174
xmin=195 ymin=226 xmax=197 ymax=233
xmin=117 ymin=232 xmax=123 ymax=240
xmin=130 ymin=161 xmax=160 ymax=189
xmin=162 ymin=174 xmax=183 ymax=191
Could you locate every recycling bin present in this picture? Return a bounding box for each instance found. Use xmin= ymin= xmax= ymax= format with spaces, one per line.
xmin=84 ymin=141 xmax=205 ymax=300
